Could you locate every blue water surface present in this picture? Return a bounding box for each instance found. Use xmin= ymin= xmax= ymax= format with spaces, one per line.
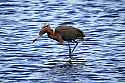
xmin=0 ymin=0 xmax=125 ymax=83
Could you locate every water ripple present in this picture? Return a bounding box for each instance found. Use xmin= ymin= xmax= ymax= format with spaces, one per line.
xmin=0 ymin=0 xmax=125 ymax=83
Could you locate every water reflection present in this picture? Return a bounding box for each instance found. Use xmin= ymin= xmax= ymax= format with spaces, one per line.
xmin=45 ymin=60 xmax=86 ymax=83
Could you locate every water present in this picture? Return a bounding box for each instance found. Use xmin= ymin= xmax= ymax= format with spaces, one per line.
xmin=0 ymin=0 xmax=125 ymax=83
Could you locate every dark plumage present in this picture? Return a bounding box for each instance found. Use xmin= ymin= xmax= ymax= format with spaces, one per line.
xmin=55 ymin=25 xmax=85 ymax=42
xmin=33 ymin=24 xmax=85 ymax=57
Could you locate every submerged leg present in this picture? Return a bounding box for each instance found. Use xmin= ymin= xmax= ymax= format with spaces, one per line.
xmin=72 ymin=41 xmax=78 ymax=53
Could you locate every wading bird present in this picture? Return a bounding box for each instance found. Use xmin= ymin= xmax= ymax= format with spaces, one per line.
xmin=33 ymin=24 xmax=85 ymax=58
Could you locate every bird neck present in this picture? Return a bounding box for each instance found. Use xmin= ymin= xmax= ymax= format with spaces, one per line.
xmin=46 ymin=28 xmax=64 ymax=44
xmin=46 ymin=28 xmax=55 ymax=39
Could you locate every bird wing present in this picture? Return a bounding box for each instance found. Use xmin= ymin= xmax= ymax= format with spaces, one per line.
xmin=55 ymin=26 xmax=84 ymax=41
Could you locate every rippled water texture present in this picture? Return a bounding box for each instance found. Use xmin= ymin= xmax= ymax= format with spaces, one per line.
xmin=0 ymin=0 xmax=125 ymax=83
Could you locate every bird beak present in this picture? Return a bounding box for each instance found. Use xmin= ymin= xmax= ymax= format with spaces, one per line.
xmin=32 ymin=38 xmax=37 ymax=43
xmin=32 ymin=27 xmax=46 ymax=43
xmin=32 ymin=30 xmax=45 ymax=43
xmin=32 ymin=36 xmax=41 ymax=43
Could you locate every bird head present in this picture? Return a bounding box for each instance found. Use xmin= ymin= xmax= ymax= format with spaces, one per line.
xmin=39 ymin=23 xmax=51 ymax=36
xmin=32 ymin=23 xmax=51 ymax=43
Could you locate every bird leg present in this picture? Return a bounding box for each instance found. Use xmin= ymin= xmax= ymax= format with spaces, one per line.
xmin=68 ymin=41 xmax=78 ymax=59
xmin=71 ymin=41 xmax=78 ymax=53
xmin=68 ymin=42 xmax=72 ymax=58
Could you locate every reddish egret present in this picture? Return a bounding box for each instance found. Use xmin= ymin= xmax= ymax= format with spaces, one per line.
xmin=33 ymin=24 xmax=85 ymax=58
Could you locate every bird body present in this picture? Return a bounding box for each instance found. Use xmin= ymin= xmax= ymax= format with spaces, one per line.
xmin=55 ymin=25 xmax=84 ymax=42
xmin=33 ymin=24 xmax=85 ymax=56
